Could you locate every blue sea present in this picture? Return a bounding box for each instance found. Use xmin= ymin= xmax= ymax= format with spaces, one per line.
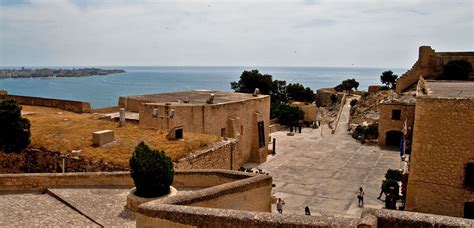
xmin=0 ymin=66 xmax=406 ymax=108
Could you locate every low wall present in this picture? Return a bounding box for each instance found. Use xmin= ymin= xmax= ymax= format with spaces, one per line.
xmin=0 ymin=94 xmax=91 ymax=113
xmin=362 ymin=208 xmax=473 ymax=228
xmin=0 ymin=172 xmax=132 ymax=193
xmin=0 ymin=148 xmax=127 ymax=174
xmin=90 ymin=106 xmax=122 ymax=114
xmin=331 ymin=93 xmax=347 ymax=134
xmin=315 ymin=88 xmax=344 ymax=107
xmin=174 ymin=139 xmax=240 ymax=170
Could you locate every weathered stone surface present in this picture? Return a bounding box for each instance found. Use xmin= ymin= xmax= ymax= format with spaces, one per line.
xmin=92 ymin=129 xmax=115 ymax=146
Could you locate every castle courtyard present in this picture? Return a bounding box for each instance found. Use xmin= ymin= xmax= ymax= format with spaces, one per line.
xmin=255 ymin=99 xmax=401 ymax=217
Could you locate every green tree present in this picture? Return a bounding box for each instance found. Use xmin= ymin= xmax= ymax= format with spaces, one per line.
xmin=439 ymin=60 xmax=472 ymax=80
xmin=380 ymin=70 xmax=398 ymax=89
xmin=230 ymin=70 xmax=273 ymax=95
xmin=286 ymin=83 xmax=315 ymax=103
xmin=271 ymin=103 xmax=304 ymax=126
xmin=270 ymin=79 xmax=288 ymax=104
xmin=129 ymin=142 xmax=174 ymax=198
xmin=0 ymin=99 xmax=31 ymax=153
xmin=335 ymin=78 xmax=359 ymax=93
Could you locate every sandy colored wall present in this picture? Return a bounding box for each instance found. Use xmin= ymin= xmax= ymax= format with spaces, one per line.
xmin=139 ymin=96 xmax=270 ymax=166
xmin=0 ymin=94 xmax=91 ymax=113
xmin=378 ymin=103 xmax=415 ymax=145
xmin=396 ymin=46 xmax=474 ymax=93
xmin=290 ymin=102 xmax=317 ymax=122
xmin=406 ymin=97 xmax=474 ymax=217
xmin=174 ymin=139 xmax=240 ymax=170
xmin=315 ymin=88 xmax=343 ymax=107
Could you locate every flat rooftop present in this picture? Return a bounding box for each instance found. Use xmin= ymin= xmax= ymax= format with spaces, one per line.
xmin=123 ymin=90 xmax=267 ymax=105
xmin=424 ymin=80 xmax=474 ymax=98
xmin=22 ymin=106 xmax=220 ymax=167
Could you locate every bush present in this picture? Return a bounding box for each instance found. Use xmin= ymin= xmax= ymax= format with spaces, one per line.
xmin=380 ymin=70 xmax=398 ymax=89
xmin=129 ymin=142 xmax=174 ymax=198
xmin=385 ymin=169 xmax=403 ymax=181
xmin=272 ymin=103 xmax=304 ymax=126
xmin=286 ymin=83 xmax=315 ymax=103
xmin=0 ymin=99 xmax=31 ymax=153
xmin=330 ymin=94 xmax=338 ymax=104
xmin=365 ymin=123 xmax=379 ymax=139
xmin=350 ymin=99 xmax=358 ymax=107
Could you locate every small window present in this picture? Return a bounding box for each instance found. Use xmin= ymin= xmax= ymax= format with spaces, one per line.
xmin=258 ymin=121 xmax=265 ymax=148
xmin=221 ymin=128 xmax=226 ymax=137
xmin=465 ymin=163 xmax=474 ymax=188
xmin=392 ymin=109 xmax=401 ymax=120
xmin=464 ymin=202 xmax=474 ymax=219
xmin=175 ymin=129 xmax=183 ymax=139
xmin=240 ymin=125 xmax=243 ymax=135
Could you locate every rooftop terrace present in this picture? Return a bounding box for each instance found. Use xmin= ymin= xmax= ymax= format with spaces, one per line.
xmin=122 ymin=90 xmax=267 ymax=105
xmin=423 ymin=80 xmax=474 ymax=98
xmin=22 ymin=105 xmax=220 ymax=167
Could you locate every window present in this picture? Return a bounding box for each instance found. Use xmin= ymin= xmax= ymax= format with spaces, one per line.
xmin=258 ymin=121 xmax=265 ymax=148
xmin=464 ymin=202 xmax=474 ymax=219
xmin=465 ymin=163 xmax=474 ymax=188
xmin=221 ymin=128 xmax=226 ymax=137
xmin=240 ymin=125 xmax=243 ymax=135
xmin=392 ymin=109 xmax=401 ymax=120
xmin=175 ymin=129 xmax=183 ymax=139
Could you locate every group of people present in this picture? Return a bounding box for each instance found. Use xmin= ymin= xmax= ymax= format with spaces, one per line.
xmin=276 ymin=187 xmax=367 ymax=215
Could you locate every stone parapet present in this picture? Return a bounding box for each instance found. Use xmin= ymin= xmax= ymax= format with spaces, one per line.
xmin=0 ymin=94 xmax=91 ymax=113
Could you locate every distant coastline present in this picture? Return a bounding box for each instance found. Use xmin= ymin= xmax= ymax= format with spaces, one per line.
xmin=0 ymin=68 xmax=126 ymax=79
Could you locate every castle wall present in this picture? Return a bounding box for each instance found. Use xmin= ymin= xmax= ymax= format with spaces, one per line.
xmin=139 ymin=96 xmax=270 ymax=167
xmin=378 ymin=103 xmax=415 ymax=146
xmin=0 ymin=94 xmax=91 ymax=113
xmin=289 ymin=102 xmax=318 ymax=122
xmin=315 ymin=88 xmax=343 ymax=107
xmin=405 ymin=97 xmax=474 ymax=217
xmin=174 ymin=139 xmax=240 ymax=170
xmin=396 ymin=46 xmax=474 ymax=93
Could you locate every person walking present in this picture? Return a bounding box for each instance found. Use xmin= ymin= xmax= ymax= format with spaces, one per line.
xmin=277 ymin=198 xmax=284 ymax=213
xmin=305 ymin=206 xmax=311 ymax=215
xmin=377 ymin=180 xmax=385 ymax=200
xmin=357 ymin=187 xmax=365 ymax=207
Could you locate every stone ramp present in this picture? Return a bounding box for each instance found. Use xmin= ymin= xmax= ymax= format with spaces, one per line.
xmin=47 ymin=187 xmax=135 ymax=227
xmin=0 ymin=193 xmax=99 ymax=227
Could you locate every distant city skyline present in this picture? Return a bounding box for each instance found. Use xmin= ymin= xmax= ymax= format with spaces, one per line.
xmin=0 ymin=0 xmax=472 ymax=68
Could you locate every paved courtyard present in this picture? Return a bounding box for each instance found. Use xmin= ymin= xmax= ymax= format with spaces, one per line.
xmin=254 ymin=99 xmax=401 ymax=217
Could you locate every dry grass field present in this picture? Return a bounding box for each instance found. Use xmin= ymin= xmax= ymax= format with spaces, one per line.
xmin=21 ymin=106 xmax=220 ymax=167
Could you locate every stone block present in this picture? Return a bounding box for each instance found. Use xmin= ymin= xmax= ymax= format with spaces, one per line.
xmin=92 ymin=130 xmax=115 ymax=146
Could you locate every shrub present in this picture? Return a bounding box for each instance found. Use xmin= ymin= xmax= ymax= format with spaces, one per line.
xmin=273 ymin=103 xmax=304 ymax=126
xmin=330 ymin=94 xmax=338 ymax=104
xmin=351 ymin=125 xmax=366 ymax=140
xmin=0 ymin=99 xmax=31 ymax=153
xmin=129 ymin=142 xmax=174 ymax=198
xmin=380 ymin=70 xmax=398 ymax=89
xmin=385 ymin=169 xmax=403 ymax=181
xmin=365 ymin=123 xmax=379 ymax=139
xmin=350 ymin=99 xmax=358 ymax=107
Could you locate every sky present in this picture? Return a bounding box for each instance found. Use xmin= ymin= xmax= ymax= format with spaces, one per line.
xmin=0 ymin=0 xmax=472 ymax=68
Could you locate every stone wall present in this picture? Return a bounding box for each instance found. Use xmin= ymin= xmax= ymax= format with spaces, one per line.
xmin=290 ymin=102 xmax=317 ymax=122
xmin=0 ymin=94 xmax=91 ymax=113
xmin=396 ymin=46 xmax=474 ymax=93
xmin=0 ymin=148 xmax=127 ymax=174
xmin=315 ymin=88 xmax=344 ymax=107
xmin=406 ymin=97 xmax=474 ymax=217
xmin=378 ymin=103 xmax=416 ymax=146
xmin=368 ymin=85 xmax=382 ymax=94
xmin=139 ymin=95 xmax=270 ymax=166
xmin=174 ymin=139 xmax=240 ymax=170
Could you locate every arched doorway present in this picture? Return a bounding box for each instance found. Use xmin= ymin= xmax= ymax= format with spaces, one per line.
xmin=386 ymin=130 xmax=403 ymax=146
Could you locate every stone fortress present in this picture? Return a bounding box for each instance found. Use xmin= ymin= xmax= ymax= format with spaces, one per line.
xmin=1 ymin=46 xmax=474 ymax=227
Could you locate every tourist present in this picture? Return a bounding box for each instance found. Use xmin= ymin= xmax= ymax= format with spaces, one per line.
xmin=277 ymin=198 xmax=284 ymax=213
xmin=377 ymin=180 xmax=385 ymax=200
xmin=305 ymin=206 xmax=311 ymax=215
xmin=357 ymin=187 xmax=364 ymax=207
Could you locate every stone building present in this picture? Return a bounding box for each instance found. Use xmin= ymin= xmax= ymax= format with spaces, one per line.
xmin=378 ymin=99 xmax=416 ymax=146
xmin=119 ymin=90 xmax=270 ymax=168
xmin=289 ymin=101 xmax=318 ymax=123
xmin=406 ymin=80 xmax=474 ymax=218
xmin=396 ymin=46 xmax=474 ymax=93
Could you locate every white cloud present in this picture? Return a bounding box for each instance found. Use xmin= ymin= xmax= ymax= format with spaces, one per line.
xmin=0 ymin=0 xmax=472 ymax=67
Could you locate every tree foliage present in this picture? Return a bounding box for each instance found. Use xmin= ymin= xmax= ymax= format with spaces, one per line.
xmin=129 ymin=142 xmax=174 ymax=198
xmin=271 ymin=103 xmax=304 ymax=126
xmin=286 ymin=83 xmax=315 ymax=103
xmin=335 ymin=78 xmax=359 ymax=92
xmin=231 ymin=70 xmax=273 ymax=95
xmin=0 ymin=99 xmax=31 ymax=153
xmin=380 ymin=70 xmax=398 ymax=89
xmin=438 ymin=59 xmax=472 ymax=80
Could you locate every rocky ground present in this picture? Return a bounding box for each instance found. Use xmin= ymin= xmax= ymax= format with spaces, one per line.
xmin=349 ymin=90 xmax=399 ymax=128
